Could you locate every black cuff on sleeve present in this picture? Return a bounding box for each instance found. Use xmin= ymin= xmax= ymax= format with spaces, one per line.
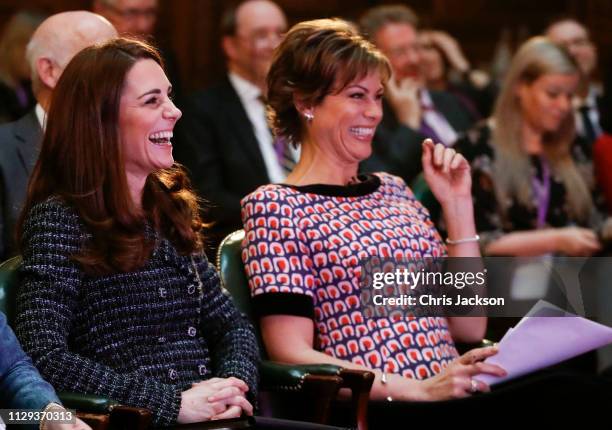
xmin=252 ymin=293 xmax=315 ymax=319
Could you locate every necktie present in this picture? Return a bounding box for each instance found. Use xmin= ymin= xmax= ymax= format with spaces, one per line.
xmin=273 ymin=135 xmax=296 ymax=175
xmin=258 ymin=94 xmax=296 ymax=175
xmin=578 ymin=105 xmax=597 ymax=145
xmin=419 ymin=105 xmax=444 ymax=145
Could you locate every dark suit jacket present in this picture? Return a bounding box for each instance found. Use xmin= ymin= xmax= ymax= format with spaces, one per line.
xmin=174 ymin=77 xmax=270 ymax=248
xmin=0 ymin=110 xmax=42 ymax=260
xmin=361 ymin=89 xmax=476 ymax=186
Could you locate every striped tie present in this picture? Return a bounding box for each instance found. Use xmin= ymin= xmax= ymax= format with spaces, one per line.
xmin=273 ymin=135 xmax=296 ymax=175
xmin=258 ymin=94 xmax=296 ymax=175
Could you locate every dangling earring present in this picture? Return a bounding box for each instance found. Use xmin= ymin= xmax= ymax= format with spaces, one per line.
xmin=304 ymin=111 xmax=314 ymax=123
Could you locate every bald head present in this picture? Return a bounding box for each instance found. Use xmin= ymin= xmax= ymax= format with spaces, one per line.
xmin=26 ymin=11 xmax=117 ymax=107
xmin=222 ymin=0 xmax=287 ymax=91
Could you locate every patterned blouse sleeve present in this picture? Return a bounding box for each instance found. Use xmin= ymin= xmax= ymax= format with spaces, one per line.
xmin=241 ymin=188 xmax=316 ymax=320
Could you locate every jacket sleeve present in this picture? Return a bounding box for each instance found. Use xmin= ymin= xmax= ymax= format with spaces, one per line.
xmin=0 ymin=311 xmax=60 ymax=411
xmin=15 ymin=200 xmax=182 ymax=426
xmin=195 ymin=254 xmax=259 ymax=400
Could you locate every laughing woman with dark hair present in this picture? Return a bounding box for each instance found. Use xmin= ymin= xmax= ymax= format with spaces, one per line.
xmin=15 ymin=38 xmax=258 ymax=427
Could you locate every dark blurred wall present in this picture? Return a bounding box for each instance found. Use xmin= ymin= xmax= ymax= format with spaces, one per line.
xmin=1 ymin=0 xmax=611 ymax=91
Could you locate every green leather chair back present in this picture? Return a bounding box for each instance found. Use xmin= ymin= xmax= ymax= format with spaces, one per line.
xmin=0 ymin=256 xmax=22 ymax=325
xmin=410 ymin=173 xmax=436 ymax=208
xmin=216 ymin=229 xmax=266 ymax=357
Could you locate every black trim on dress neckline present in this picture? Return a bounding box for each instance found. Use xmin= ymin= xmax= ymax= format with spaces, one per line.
xmin=278 ymin=173 xmax=381 ymax=197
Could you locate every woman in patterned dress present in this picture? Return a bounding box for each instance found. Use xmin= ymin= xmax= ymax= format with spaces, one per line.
xmin=241 ymin=18 xmax=505 ymax=405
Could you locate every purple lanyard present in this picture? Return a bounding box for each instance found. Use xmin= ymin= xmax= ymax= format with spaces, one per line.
xmin=532 ymin=157 xmax=551 ymax=228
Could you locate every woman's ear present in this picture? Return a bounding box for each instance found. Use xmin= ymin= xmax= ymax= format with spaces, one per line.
xmin=515 ymin=81 xmax=529 ymax=104
xmin=293 ymin=94 xmax=312 ymax=118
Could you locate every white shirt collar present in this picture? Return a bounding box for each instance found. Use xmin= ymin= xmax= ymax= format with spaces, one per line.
xmin=228 ymin=72 xmax=262 ymax=103
xmin=35 ymin=103 xmax=46 ymax=131
xmin=573 ymin=84 xmax=600 ymax=109
xmin=419 ymin=89 xmax=434 ymax=108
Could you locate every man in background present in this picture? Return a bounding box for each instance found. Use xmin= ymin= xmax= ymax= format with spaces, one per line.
xmin=547 ymin=18 xmax=601 ymax=147
xmin=93 ymin=0 xmax=182 ymax=98
xmin=0 ymin=11 xmax=117 ymax=260
xmin=175 ymin=0 xmax=289 ymax=254
xmin=359 ymin=4 xmax=475 ymax=187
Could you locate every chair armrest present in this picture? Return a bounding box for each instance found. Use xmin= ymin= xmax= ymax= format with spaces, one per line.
xmin=58 ymin=392 xmax=118 ymax=413
xmin=260 ymin=361 xmax=374 ymax=428
xmin=260 ymin=361 xmax=342 ymax=391
xmin=259 ymin=361 xmax=343 ymax=424
xmin=58 ymin=392 xmax=152 ymax=430
xmin=109 ymin=405 xmax=152 ymax=430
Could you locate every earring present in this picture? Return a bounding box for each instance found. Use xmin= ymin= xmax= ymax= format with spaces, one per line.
xmin=304 ymin=111 xmax=314 ymax=123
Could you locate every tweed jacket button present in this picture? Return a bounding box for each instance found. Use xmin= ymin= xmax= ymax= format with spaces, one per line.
xmin=187 ymin=285 xmax=196 ymax=294
xmin=188 ymin=326 xmax=197 ymax=337
xmin=168 ymin=369 xmax=177 ymax=380
xmin=159 ymin=288 xmax=167 ymax=298
xmin=198 ymin=364 xmax=207 ymax=375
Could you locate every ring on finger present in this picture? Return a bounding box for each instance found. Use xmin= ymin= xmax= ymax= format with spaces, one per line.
xmin=469 ymin=378 xmax=479 ymax=393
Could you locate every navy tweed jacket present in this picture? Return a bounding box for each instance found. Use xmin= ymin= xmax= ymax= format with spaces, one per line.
xmin=15 ymin=197 xmax=259 ymax=426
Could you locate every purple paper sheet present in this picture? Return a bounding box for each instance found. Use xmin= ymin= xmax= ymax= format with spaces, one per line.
xmin=475 ymin=301 xmax=612 ymax=385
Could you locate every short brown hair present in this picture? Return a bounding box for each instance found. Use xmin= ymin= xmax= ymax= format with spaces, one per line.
xmin=19 ymin=38 xmax=203 ymax=274
xmin=220 ymin=0 xmax=244 ymax=36
xmin=266 ymin=18 xmax=390 ymax=146
xmin=359 ymin=4 xmax=419 ymax=42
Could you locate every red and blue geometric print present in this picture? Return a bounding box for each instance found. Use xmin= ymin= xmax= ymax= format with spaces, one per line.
xmin=241 ymin=172 xmax=459 ymax=379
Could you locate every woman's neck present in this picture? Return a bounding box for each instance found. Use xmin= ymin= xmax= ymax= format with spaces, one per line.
xmin=126 ymin=172 xmax=146 ymax=210
xmin=521 ymin=122 xmax=544 ymax=155
xmin=284 ymin=141 xmax=358 ymax=187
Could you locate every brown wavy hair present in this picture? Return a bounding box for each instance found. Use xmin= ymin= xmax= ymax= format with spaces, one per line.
xmin=266 ymin=18 xmax=391 ymax=146
xmin=18 ymin=38 xmax=204 ymax=274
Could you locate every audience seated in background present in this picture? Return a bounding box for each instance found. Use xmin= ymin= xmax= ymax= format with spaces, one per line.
xmin=358 ymin=4 xmax=475 ymax=187
xmin=175 ymin=0 xmax=290 ymax=256
xmin=0 ymin=312 xmax=90 ymax=430
xmin=546 ymin=18 xmax=601 ymax=177
xmin=455 ymin=37 xmax=603 ymax=257
xmin=594 ymin=64 xmax=612 ymax=214
xmin=418 ymin=29 xmax=497 ymax=119
xmin=15 ymin=38 xmax=258 ymax=427
xmin=0 ymin=10 xmax=45 ymax=124
xmin=0 ymin=11 xmax=117 ymax=262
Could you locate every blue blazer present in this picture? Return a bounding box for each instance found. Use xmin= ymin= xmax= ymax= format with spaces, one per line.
xmin=0 ymin=311 xmax=59 ymax=410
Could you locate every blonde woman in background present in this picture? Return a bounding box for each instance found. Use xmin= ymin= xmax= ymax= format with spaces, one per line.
xmin=455 ymin=36 xmax=602 ymax=257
